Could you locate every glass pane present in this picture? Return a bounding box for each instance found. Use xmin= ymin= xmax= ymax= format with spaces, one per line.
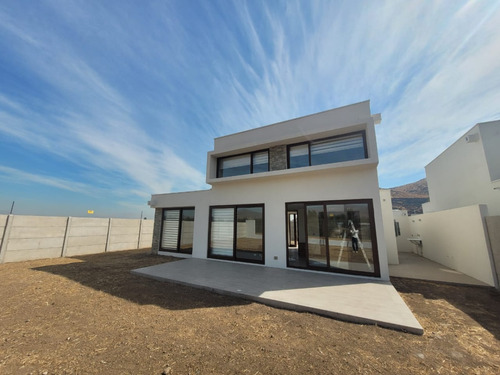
xmin=252 ymin=151 xmax=269 ymax=174
xmin=287 ymin=204 xmax=307 ymax=268
xmin=236 ymin=206 xmax=263 ymax=262
xmin=311 ymin=134 xmax=365 ymax=166
xmin=289 ymin=144 xmax=309 ymax=168
xmin=210 ymin=208 xmax=234 ymax=257
xmin=218 ymin=154 xmax=251 ymax=177
xmin=326 ymin=204 xmax=347 ymax=269
xmin=288 ymin=212 xmax=297 ymax=247
xmin=161 ymin=210 xmax=180 ymax=250
xmin=307 ymin=205 xmax=327 ymax=267
xmin=329 ymin=203 xmax=374 ymax=273
xmin=179 ymin=209 xmax=195 ymax=254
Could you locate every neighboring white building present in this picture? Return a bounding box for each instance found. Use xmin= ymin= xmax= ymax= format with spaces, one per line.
xmin=149 ymin=101 xmax=389 ymax=279
xmin=388 ymin=120 xmax=500 ymax=287
xmin=423 ymin=120 xmax=500 ymax=215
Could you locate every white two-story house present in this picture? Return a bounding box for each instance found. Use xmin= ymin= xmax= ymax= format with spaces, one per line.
xmin=149 ymin=101 xmax=389 ymax=279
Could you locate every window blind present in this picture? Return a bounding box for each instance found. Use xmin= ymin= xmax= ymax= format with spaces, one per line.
xmin=289 ymin=144 xmax=309 ymax=157
xmin=161 ymin=210 xmax=180 ymax=249
xmin=252 ymin=151 xmax=268 ymax=165
xmin=210 ymin=208 xmax=234 ymax=254
xmin=311 ymin=134 xmax=364 ymax=155
xmin=220 ymin=154 xmax=251 ymax=169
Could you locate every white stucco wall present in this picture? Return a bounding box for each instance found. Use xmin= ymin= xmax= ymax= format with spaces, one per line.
xmin=213 ymin=101 xmax=372 ymax=155
xmin=424 ymin=122 xmax=500 ymax=216
xmin=150 ymin=166 xmax=389 ymax=280
xmin=485 ymin=216 xmax=500 ymax=287
xmin=150 ymin=100 xmax=388 ymax=279
xmin=392 ymin=210 xmax=413 ymax=253
xmin=380 ymin=189 xmax=398 ymax=264
xmin=480 ymin=121 xmax=500 ymax=182
xmin=206 ymin=101 xmax=379 ymax=183
xmin=407 ymin=205 xmax=495 ymax=286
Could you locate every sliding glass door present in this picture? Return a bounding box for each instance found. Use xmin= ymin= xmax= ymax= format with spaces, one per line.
xmin=160 ymin=207 xmax=195 ymax=254
xmin=209 ymin=205 xmax=264 ymax=264
xmin=286 ymin=200 xmax=379 ymax=277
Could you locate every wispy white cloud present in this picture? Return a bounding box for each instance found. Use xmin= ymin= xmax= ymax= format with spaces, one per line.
xmin=0 ymin=2 xmax=207 ymax=199
xmin=204 ymin=0 xmax=500 ymax=186
xmin=0 ymin=165 xmax=94 ymax=194
xmin=1 ymin=0 xmax=500 ymax=219
xmin=374 ymin=1 xmax=500 ymax=184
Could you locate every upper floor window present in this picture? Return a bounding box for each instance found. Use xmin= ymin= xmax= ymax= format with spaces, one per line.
xmin=289 ymin=144 xmax=309 ymax=168
xmin=217 ymin=150 xmax=269 ymax=178
xmin=288 ymin=132 xmax=367 ymax=169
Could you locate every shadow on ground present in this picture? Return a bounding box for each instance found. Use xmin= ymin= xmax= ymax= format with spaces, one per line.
xmin=32 ymin=249 xmax=500 ymax=339
xmin=33 ymin=249 xmax=251 ymax=311
xmin=391 ymin=276 xmax=500 ymax=340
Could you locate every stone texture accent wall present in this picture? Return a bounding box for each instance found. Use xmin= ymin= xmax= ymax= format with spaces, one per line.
xmin=151 ymin=208 xmax=162 ymax=255
xmin=270 ymin=145 xmax=287 ymax=171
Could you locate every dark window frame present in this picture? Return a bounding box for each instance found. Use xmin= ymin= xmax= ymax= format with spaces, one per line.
xmin=287 ymin=131 xmax=368 ymax=169
xmin=216 ymin=149 xmax=270 ymax=178
xmin=159 ymin=207 xmax=195 ymax=254
xmin=285 ymin=199 xmax=380 ymax=277
xmin=208 ymin=204 xmax=265 ymax=264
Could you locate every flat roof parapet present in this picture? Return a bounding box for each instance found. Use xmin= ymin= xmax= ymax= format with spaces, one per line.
xmin=213 ymin=100 xmax=374 ymax=154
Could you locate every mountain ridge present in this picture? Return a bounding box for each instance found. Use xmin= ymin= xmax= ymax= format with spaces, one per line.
xmin=390 ymin=178 xmax=429 ymax=198
xmin=388 ymin=178 xmax=429 ymax=214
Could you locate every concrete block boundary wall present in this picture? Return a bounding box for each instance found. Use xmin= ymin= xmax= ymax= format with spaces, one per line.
xmin=0 ymin=214 xmax=153 ymax=263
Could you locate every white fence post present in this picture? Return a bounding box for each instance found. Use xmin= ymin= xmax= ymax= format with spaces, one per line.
xmin=60 ymin=217 xmax=72 ymax=258
xmin=105 ymin=218 xmax=112 ymax=252
xmin=0 ymin=215 xmax=14 ymax=264
xmin=137 ymin=219 xmax=143 ymax=249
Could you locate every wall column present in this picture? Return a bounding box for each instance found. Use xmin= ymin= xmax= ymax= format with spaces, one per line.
xmin=0 ymin=215 xmax=14 ymax=264
xmin=137 ymin=218 xmax=143 ymax=249
xmin=60 ymin=217 xmax=72 ymax=258
xmin=105 ymin=218 xmax=112 ymax=252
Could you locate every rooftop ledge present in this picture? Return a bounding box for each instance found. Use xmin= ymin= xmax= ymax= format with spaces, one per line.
xmin=207 ymin=158 xmax=378 ymax=185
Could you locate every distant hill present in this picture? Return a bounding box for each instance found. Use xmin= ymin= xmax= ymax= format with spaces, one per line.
xmin=389 ymin=178 xmax=429 ymax=214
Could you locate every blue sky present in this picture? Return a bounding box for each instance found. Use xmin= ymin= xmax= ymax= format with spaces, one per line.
xmin=1 ymin=0 xmax=500 ymax=218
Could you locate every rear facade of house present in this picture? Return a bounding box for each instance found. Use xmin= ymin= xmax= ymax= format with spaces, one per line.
xmin=149 ymin=101 xmax=389 ymax=279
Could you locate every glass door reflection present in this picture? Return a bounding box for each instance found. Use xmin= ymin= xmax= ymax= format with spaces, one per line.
xmin=306 ymin=205 xmax=328 ymax=267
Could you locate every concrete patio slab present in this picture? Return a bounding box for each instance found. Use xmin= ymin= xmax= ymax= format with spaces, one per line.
xmin=132 ymin=258 xmax=423 ymax=335
xmin=389 ymin=252 xmax=489 ymax=286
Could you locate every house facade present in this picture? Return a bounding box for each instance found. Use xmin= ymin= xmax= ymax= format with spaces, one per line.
xmin=149 ymin=101 xmax=390 ymax=279
xmin=423 ymin=120 xmax=500 ymax=215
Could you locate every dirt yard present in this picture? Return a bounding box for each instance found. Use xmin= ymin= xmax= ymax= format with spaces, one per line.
xmin=0 ymin=249 xmax=499 ymax=374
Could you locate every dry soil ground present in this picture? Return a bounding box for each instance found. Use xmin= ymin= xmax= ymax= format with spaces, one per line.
xmin=0 ymin=249 xmax=499 ymax=374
